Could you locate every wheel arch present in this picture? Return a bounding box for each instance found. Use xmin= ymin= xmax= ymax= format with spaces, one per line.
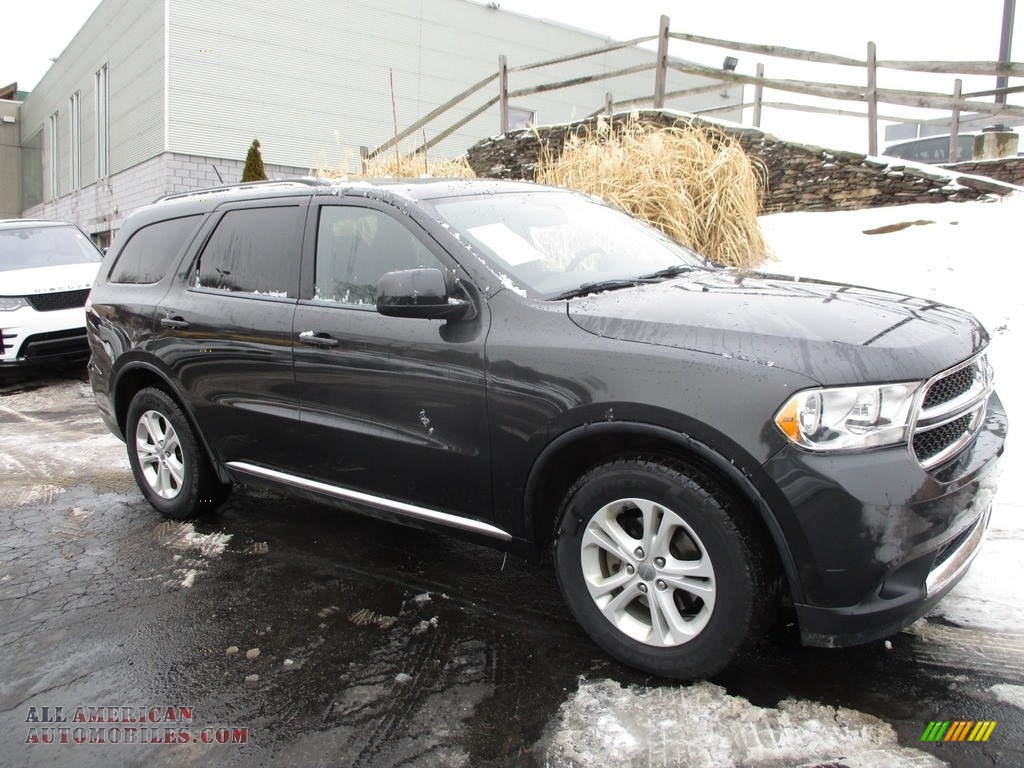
xmin=112 ymin=361 xmax=232 ymax=485
xmin=524 ymin=421 xmax=804 ymax=603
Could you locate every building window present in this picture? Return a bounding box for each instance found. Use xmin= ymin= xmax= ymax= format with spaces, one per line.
xmin=91 ymin=230 xmax=112 ymax=253
xmin=22 ymin=129 xmax=43 ymax=210
xmin=49 ymin=112 xmax=60 ymax=200
xmin=69 ymin=91 xmax=81 ymax=191
xmin=95 ymin=64 xmax=109 ymax=179
xmin=508 ymin=107 xmax=536 ymax=131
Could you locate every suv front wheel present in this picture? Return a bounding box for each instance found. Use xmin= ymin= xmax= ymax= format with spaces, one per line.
xmin=125 ymin=387 xmax=231 ymax=519
xmin=554 ymin=457 xmax=777 ymax=679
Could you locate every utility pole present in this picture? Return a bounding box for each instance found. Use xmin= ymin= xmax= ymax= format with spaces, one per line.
xmin=996 ymin=0 xmax=1016 ymax=104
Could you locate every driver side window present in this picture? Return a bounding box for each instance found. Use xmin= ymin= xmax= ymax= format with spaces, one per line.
xmin=315 ymin=206 xmax=443 ymax=306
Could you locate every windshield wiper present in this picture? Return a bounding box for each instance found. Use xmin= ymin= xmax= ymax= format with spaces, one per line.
xmin=551 ymin=279 xmax=655 ymax=301
xmin=551 ymin=264 xmax=703 ymax=301
xmin=636 ymin=264 xmax=701 ymax=280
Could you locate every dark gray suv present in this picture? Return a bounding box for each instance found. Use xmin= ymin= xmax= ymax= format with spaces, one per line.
xmin=86 ymin=178 xmax=1006 ymax=679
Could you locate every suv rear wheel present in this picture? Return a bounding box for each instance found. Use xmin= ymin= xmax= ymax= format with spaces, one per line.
xmin=554 ymin=457 xmax=777 ymax=679
xmin=125 ymin=387 xmax=231 ymax=519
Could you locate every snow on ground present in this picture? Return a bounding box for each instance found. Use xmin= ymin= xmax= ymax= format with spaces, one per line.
xmin=541 ymin=679 xmax=945 ymax=768
xmin=990 ymin=684 xmax=1024 ymax=711
xmin=154 ymin=520 xmax=233 ymax=589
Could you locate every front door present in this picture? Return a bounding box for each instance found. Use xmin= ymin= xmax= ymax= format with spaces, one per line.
xmin=292 ymin=200 xmax=492 ymax=523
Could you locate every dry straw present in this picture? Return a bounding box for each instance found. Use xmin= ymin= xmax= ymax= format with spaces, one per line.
xmin=535 ymin=116 xmax=770 ymax=269
xmin=317 ymin=151 xmax=476 ymax=180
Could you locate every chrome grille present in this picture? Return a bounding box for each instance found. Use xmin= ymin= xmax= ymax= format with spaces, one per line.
xmin=912 ymin=353 xmax=993 ymax=470
xmin=922 ymin=365 xmax=976 ymax=410
xmin=913 ymin=414 xmax=973 ymax=463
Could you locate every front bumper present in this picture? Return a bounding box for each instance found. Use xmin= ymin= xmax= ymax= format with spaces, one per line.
xmin=762 ymin=390 xmax=1006 ymax=648
xmin=0 ymin=306 xmax=91 ymax=368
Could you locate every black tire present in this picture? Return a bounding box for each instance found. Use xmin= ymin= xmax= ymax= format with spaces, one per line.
xmin=125 ymin=387 xmax=231 ymax=519
xmin=554 ymin=457 xmax=778 ymax=679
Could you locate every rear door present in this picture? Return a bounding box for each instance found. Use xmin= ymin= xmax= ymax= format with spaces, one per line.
xmin=156 ymin=197 xmax=306 ymax=473
xmin=291 ymin=198 xmax=493 ymax=523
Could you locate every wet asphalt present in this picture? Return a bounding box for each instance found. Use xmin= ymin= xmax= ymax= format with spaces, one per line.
xmin=1 ymin=365 xmax=1021 ymax=768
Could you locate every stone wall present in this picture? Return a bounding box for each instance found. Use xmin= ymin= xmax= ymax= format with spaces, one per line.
xmin=940 ymin=157 xmax=1024 ymax=187
xmin=466 ymin=110 xmax=1021 ymax=214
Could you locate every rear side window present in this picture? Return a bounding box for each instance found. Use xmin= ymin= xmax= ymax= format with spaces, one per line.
xmin=109 ymin=215 xmax=202 ymax=284
xmin=195 ymin=207 xmax=299 ymax=297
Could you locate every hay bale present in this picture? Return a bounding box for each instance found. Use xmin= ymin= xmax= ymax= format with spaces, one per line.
xmin=535 ymin=117 xmax=770 ymax=269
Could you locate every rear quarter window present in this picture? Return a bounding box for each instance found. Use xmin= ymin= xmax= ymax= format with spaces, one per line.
xmin=108 ymin=215 xmax=203 ymax=284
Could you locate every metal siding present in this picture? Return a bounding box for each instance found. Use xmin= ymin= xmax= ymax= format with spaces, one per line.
xmin=108 ymin=2 xmax=166 ymax=173
xmin=21 ymin=0 xmax=166 ymax=198
xmin=168 ymin=0 xmax=729 ymax=170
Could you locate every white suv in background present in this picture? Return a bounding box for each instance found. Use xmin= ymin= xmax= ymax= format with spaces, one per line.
xmin=0 ymin=219 xmax=103 ymax=369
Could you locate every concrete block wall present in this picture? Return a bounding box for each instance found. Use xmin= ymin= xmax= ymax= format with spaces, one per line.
xmin=22 ymin=152 xmax=310 ymax=237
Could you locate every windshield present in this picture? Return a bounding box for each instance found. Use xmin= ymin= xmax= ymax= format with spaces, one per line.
xmin=0 ymin=225 xmax=103 ymax=272
xmin=429 ymin=191 xmax=705 ymax=299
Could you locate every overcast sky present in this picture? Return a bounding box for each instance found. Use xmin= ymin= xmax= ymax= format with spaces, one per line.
xmin=3 ymin=0 xmax=1021 ymax=151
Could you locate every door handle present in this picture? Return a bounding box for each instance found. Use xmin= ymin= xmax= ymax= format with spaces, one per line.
xmin=298 ymin=330 xmax=340 ymax=348
xmin=160 ymin=316 xmax=190 ymax=329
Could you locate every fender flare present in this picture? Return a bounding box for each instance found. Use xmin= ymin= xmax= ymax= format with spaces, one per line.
xmin=524 ymin=420 xmax=804 ymax=603
xmin=112 ymin=360 xmax=232 ymax=485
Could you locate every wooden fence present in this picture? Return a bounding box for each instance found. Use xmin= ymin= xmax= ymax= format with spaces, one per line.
xmin=364 ymin=15 xmax=1023 ymax=163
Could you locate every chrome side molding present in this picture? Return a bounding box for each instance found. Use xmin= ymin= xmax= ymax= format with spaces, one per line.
xmin=226 ymin=461 xmax=513 ymax=541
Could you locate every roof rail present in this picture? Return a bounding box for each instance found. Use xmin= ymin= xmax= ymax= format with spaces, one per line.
xmin=154 ymin=177 xmax=326 ymax=204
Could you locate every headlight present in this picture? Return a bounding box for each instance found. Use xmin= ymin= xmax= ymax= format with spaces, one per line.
xmin=0 ymin=297 xmax=29 ymax=311
xmin=775 ymin=382 xmax=922 ymax=451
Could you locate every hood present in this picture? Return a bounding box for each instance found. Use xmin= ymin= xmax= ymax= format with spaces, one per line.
xmin=567 ymin=270 xmax=988 ymax=384
xmin=2 ymin=263 xmax=100 ymax=297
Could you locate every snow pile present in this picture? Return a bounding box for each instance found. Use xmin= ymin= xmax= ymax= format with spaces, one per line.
xmin=540 ymin=679 xmax=946 ymax=767
xmin=156 ymin=521 xmax=232 ymax=556
xmin=990 ymin=684 xmax=1024 ymax=710
xmin=155 ymin=521 xmax=232 ymax=589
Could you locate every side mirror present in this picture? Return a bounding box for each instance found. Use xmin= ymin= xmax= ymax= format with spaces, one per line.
xmin=376 ymin=268 xmax=473 ymax=320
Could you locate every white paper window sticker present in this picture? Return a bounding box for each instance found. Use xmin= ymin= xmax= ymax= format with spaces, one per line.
xmin=468 ymin=223 xmax=546 ymax=267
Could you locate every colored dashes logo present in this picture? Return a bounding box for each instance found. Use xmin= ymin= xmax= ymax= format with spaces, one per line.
xmin=920 ymin=720 xmax=996 ymax=742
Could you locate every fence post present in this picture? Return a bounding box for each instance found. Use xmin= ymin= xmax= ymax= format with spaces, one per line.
xmin=752 ymin=63 xmax=764 ymax=127
xmin=949 ymin=78 xmax=962 ymax=161
xmin=359 ymin=145 xmax=369 ymax=174
xmin=653 ymin=15 xmax=669 ymax=109
xmin=499 ymin=55 xmax=509 ymax=134
xmin=606 ymin=92 xmax=614 ymax=117
xmin=866 ymin=42 xmax=878 ymax=155
xmin=996 ymin=0 xmax=1015 ymax=104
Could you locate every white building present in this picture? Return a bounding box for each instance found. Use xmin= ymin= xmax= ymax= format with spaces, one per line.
xmin=14 ymin=0 xmax=737 ymax=246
